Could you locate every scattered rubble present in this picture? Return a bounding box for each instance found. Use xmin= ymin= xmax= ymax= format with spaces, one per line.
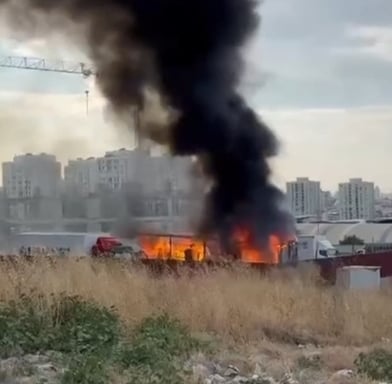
xmin=200 ymin=368 xmax=298 ymax=384
xmin=0 ymin=353 xmax=63 ymax=384
xmin=186 ymin=357 xmax=390 ymax=384
xmin=0 ymin=351 xmax=391 ymax=384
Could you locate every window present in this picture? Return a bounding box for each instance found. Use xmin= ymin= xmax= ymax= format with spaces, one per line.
xmin=106 ymin=160 xmax=112 ymax=171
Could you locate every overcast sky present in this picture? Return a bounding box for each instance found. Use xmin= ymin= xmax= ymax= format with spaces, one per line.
xmin=0 ymin=0 xmax=391 ymax=192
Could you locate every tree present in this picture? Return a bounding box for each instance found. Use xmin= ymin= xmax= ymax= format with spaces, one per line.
xmin=339 ymin=235 xmax=365 ymax=246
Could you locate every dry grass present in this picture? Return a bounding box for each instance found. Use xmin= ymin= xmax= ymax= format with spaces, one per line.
xmin=0 ymin=257 xmax=391 ymax=346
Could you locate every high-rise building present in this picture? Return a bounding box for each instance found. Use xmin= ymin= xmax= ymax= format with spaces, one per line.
xmin=65 ymin=145 xmax=195 ymax=198
xmin=2 ymin=153 xmax=61 ymax=199
xmin=374 ymin=186 xmax=381 ymax=201
xmin=338 ymin=178 xmax=375 ymax=220
xmin=64 ymin=157 xmax=99 ymax=197
xmin=97 ymin=148 xmax=150 ymax=191
xmin=147 ymin=154 xmax=192 ymax=193
xmin=320 ymin=190 xmax=336 ymax=211
xmin=286 ymin=177 xmax=322 ymax=217
xmin=2 ymin=153 xmax=62 ymax=222
xmin=96 ymin=148 xmax=192 ymax=193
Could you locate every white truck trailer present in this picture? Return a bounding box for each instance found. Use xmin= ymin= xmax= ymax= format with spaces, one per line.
xmin=8 ymin=231 xmax=123 ymax=256
xmin=280 ymin=235 xmax=337 ymax=264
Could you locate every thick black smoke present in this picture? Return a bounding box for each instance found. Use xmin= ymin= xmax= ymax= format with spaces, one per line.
xmin=1 ymin=0 xmax=295 ymax=250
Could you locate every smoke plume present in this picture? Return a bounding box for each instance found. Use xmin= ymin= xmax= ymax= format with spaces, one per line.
xmin=0 ymin=0 xmax=295 ymax=249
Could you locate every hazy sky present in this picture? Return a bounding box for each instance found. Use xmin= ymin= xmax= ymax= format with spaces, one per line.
xmin=0 ymin=0 xmax=391 ymax=192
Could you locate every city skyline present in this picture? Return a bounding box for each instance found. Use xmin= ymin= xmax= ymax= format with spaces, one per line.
xmin=1 ymin=150 xmax=391 ymax=236
xmin=0 ymin=150 xmax=199 ymax=234
xmin=0 ymin=0 xmax=390 ymax=190
xmin=285 ymin=177 xmax=378 ymax=221
xmin=0 ymin=149 xmax=388 ymax=197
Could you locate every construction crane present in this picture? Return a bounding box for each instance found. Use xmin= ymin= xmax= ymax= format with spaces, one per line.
xmin=0 ymin=55 xmax=95 ymax=77
xmin=0 ymin=55 xmax=95 ymax=114
xmin=0 ymin=54 xmax=146 ymax=149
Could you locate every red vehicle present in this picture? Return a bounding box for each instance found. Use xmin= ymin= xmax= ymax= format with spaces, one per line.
xmin=91 ymin=236 xmax=123 ymax=257
xmin=11 ymin=232 xmax=123 ymax=257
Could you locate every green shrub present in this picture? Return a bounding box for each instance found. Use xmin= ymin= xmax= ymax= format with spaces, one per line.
xmin=61 ymin=353 xmax=109 ymax=384
xmin=0 ymin=295 xmax=206 ymax=384
xmin=126 ymin=364 xmax=186 ymax=384
xmin=51 ymin=294 xmax=120 ymax=354
xmin=117 ymin=314 xmax=204 ymax=368
xmin=0 ymin=293 xmax=53 ymax=357
xmin=117 ymin=314 xmax=205 ymax=383
xmin=0 ymin=293 xmax=120 ymax=357
xmin=355 ymin=348 xmax=392 ymax=381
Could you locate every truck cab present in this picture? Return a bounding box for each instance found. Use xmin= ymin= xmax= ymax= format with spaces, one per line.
xmin=280 ymin=235 xmax=337 ymax=264
xmin=296 ymin=235 xmax=337 ymax=261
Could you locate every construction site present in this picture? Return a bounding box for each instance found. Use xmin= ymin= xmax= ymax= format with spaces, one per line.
xmin=0 ymin=1 xmax=390 ymax=384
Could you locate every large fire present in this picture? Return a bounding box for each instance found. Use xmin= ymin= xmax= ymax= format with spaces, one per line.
xmin=138 ymin=234 xmax=206 ymax=262
xmin=137 ymin=229 xmax=286 ymax=265
xmin=233 ymin=228 xmax=283 ymax=265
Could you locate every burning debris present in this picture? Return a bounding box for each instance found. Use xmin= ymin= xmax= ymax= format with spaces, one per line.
xmin=233 ymin=229 xmax=282 ymax=264
xmin=0 ymin=0 xmax=295 ymax=253
xmin=138 ymin=233 xmax=206 ymax=262
xmin=136 ymin=231 xmax=294 ymax=265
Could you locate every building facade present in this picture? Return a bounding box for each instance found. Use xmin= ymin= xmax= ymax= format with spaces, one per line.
xmin=338 ymin=178 xmax=375 ymax=220
xmin=64 ymin=149 xmax=192 ymax=195
xmin=97 ymin=148 xmax=150 ymax=191
xmin=64 ymin=157 xmax=99 ymax=197
xmin=286 ymin=177 xmax=322 ymax=217
xmin=96 ymin=148 xmax=192 ymax=194
xmin=0 ymin=149 xmax=196 ymax=233
xmin=2 ymin=153 xmax=61 ymax=199
xmin=2 ymin=153 xmax=62 ymax=222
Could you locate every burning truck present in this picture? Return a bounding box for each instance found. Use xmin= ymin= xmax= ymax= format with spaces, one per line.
xmin=132 ymin=232 xmax=336 ymax=265
xmin=6 ymin=231 xmax=336 ymax=266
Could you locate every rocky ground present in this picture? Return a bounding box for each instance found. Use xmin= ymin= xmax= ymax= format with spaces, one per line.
xmin=185 ymin=342 xmax=390 ymax=384
xmin=0 ymin=352 xmax=63 ymax=384
xmin=0 ymin=288 xmax=391 ymax=384
xmin=0 ymin=343 xmax=390 ymax=384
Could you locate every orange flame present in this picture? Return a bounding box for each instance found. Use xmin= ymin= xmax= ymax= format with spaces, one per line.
xmin=233 ymin=228 xmax=283 ymax=264
xmin=138 ymin=234 xmax=206 ymax=262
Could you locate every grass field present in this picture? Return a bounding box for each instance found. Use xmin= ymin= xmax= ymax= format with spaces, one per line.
xmin=1 ymin=258 xmax=392 ymax=383
xmin=0 ymin=257 xmax=391 ymax=346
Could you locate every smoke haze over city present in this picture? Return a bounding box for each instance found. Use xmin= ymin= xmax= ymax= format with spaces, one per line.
xmin=0 ymin=0 xmax=301 ymax=248
xmin=0 ymin=0 xmax=390 ymax=194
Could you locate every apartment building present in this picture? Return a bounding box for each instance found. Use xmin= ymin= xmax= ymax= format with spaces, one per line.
xmin=64 ymin=157 xmax=99 ymax=197
xmin=338 ymin=178 xmax=375 ymax=220
xmin=286 ymin=177 xmax=322 ymax=217
xmin=2 ymin=153 xmax=61 ymax=199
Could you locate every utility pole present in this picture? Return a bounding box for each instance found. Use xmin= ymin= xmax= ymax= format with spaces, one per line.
xmin=134 ymin=108 xmax=141 ymax=149
xmin=85 ymin=90 xmax=89 ymax=115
